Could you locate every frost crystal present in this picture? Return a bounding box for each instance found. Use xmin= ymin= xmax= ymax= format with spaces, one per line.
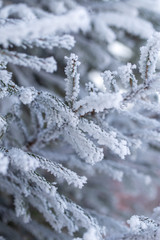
xmin=118 ymin=63 xmax=137 ymax=90
xmin=139 ymin=32 xmax=160 ymax=82
xmin=65 ymin=53 xmax=80 ymax=106
xmin=74 ymin=91 xmax=122 ymax=115
xmin=9 ymin=148 xmax=39 ymax=171
xmin=0 ymin=152 xmax=9 ymax=175
xmin=101 ymin=70 xmax=118 ymax=92
xmin=0 ymin=50 xmax=57 ymax=73
xmin=0 ymin=116 xmax=7 ymax=138
xmin=83 ymin=227 xmax=100 ymax=240
xmin=128 ymin=216 xmax=147 ymax=232
xmin=19 ymin=87 xmax=37 ymax=105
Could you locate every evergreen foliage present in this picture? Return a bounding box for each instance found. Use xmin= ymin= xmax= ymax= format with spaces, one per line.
xmin=0 ymin=0 xmax=160 ymax=239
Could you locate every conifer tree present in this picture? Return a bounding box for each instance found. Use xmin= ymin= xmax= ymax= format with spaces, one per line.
xmin=1 ymin=0 xmax=160 ymax=239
